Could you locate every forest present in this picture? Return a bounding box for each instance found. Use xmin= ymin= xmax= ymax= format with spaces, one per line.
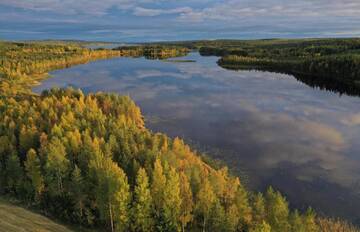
xmin=0 ymin=42 xmax=189 ymax=96
xmin=0 ymin=41 xmax=359 ymax=232
xmin=156 ymin=38 xmax=360 ymax=89
xmin=113 ymin=45 xmax=189 ymax=60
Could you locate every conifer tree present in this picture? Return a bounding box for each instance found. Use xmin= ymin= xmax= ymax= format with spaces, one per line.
xmin=163 ymin=167 xmax=182 ymax=231
xmin=252 ymin=193 xmax=266 ymax=226
xmin=0 ymin=135 xmax=13 ymax=193
xmin=179 ymin=172 xmax=193 ymax=232
xmin=226 ymin=204 xmax=240 ymax=232
xmin=303 ymin=208 xmax=318 ymax=232
xmin=196 ymin=178 xmax=216 ymax=232
xmin=93 ymin=158 xmax=130 ymax=232
xmin=290 ymin=210 xmax=305 ymax=232
xmin=132 ymin=168 xmax=153 ymax=232
xmin=6 ymin=152 xmax=23 ymax=194
xmin=44 ymin=137 xmax=70 ymax=195
xmin=265 ymin=187 xmax=290 ymax=232
xmin=25 ymin=148 xmax=44 ymax=201
xmin=209 ymin=199 xmax=226 ymax=231
xmin=250 ymin=221 xmax=272 ymax=232
xmin=70 ymin=165 xmax=86 ymax=222
xmin=151 ymin=158 xmax=166 ymax=217
xmin=235 ymin=183 xmax=252 ymax=228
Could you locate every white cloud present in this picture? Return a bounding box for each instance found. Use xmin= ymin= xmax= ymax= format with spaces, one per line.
xmin=0 ymin=29 xmax=45 ymax=34
xmin=0 ymin=0 xmax=138 ymax=15
xmin=0 ymin=0 xmax=194 ymax=17
xmin=2 ymin=0 xmax=360 ymax=25
xmin=177 ymin=0 xmax=360 ymax=22
xmin=133 ymin=6 xmax=192 ymax=17
xmin=1 ymin=0 xmax=360 ymax=40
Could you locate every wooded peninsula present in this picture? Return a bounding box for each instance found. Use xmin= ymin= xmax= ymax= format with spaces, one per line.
xmin=161 ymin=38 xmax=360 ymax=95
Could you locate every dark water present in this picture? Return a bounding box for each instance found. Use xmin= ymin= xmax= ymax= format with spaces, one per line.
xmin=33 ymin=53 xmax=360 ymax=223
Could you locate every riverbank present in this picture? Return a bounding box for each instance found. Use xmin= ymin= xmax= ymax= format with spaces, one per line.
xmin=0 ymin=41 xmax=189 ymax=96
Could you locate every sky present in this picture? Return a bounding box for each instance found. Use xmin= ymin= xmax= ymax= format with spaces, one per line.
xmin=0 ymin=0 xmax=360 ymax=42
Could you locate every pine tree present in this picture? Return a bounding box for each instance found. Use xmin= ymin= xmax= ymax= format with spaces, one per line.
xmin=64 ymin=129 xmax=82 ymax=164
xmin=5 ymin=152 xmax=23 ymax=194
xmin=235 ymin=183 xmax=252 ymax=228
xmin=132 ymin=168 xmax=153 ymax=232
xmin=252 ymin=193 xmax=266 ymax=225
xmin=196 ymin=178 xmax=216 ymax=232
xmin=70 ymin=165 xmax=86 ymax=222
xmin=19 ymin=126 xmax=37 ymax=156
xmin=24 ymin=148 xmax=44 ymax=201
xmin=290 ymin=210 xmax=305 ymax=232
xmin=225 ymin=204 xmax=240 ymax=232
xmin=44 ymin=138 xmax=70 ymax=195
xmin=179 ymin=172 xmax=193 ymax=232
xmin=250 ymin=221 xmax=272 ymax=232
xmin=163 ymin=167 xmax=182 ymax=231
xmin=151 ymin=158 xmax=166 ymax=219
xmin=303 ymin=208 xmax=318 ymax=232
xmin=0 ymin=135 xmax=13 ymax=193
xmin=93 ymin=158 xmax=130 ymax=232
xmin=208 ymin=199 xmax=226 ymax=231
xmin=265 ymin=187 xmax=290 ymax=232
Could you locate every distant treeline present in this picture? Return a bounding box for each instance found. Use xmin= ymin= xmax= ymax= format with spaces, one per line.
xmin=192 ymin=39 xmax=360 ymax=87
xmin=114 ymin=45 xmax=190 ymax=60
xmin=217 ymin=54 xmax=360 ymax=82
xmin=0 ymin=42 xmax=189 ymax=96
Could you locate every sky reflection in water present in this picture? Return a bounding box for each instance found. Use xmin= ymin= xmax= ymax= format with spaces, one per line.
xmin=33 ymin=53 xmax=360 ymax=222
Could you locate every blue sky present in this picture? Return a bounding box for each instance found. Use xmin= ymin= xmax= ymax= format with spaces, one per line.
xmin=1 ymin=0 xmax=360 ymax=42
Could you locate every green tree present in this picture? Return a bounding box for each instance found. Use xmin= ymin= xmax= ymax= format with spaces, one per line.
xmin=265 ymin=187 xmax=290 ymax=232
xmin=196 ymin=178 xmax=216 ymax=232
xmin=250 ymin=221 xmax=272 ymax=232
xmin=226 ymin=204 xmax=240 ymax=232
xmin=64 ymin=130 xmax=82 ymax=164
xmin=6 ymin=152 xmax=23 ymax=194
xmin=208 ymin=199 xmax=226 ymax=231
xmin=179 ymin=172 xmax=193 ymax=232
xmin=132 ymin=168 xmax=153 ymax=232
xmin=19 ymin=126 xmax=37 ymax=156
xmin=303 ymin=208 xmax=318 ymax=232
xmin=235 ymin=183 xmax=252 ymax=228
xmin=70 ymin=165 xmax=86 ymax=223
xmin=151 ymin=158 xmax=166 ymax=217
xmin=0 ymin=135 xmax=13 ymax=193
xmin=44 ymin=138 xmax=70 ymax=195
xmin=290 ymin=210 xmax=305 ymax=232
xmin=252 ymin=193 xmax=266 ymax=225
xmin=163 ymin=167 xmax=182 ymax=231
xmin=93 ymin=158 xmax=130 ymax=232
xmin=24 ymin=148 xmax=44 ymax=201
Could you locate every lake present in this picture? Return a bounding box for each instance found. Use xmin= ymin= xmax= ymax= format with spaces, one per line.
xmin=33 ymin=52 xmax=360 ymax=223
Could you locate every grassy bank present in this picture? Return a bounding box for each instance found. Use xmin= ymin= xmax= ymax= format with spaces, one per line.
xmin=0 ymin=198 xmax=74 ymax=232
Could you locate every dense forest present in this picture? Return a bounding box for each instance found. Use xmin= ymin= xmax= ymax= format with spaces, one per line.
xmin=0 ymin=41 xmax=359 ymax=232
xmin=0 ymin=42 xmax=189 ymax=96
xmin=156 ymin=39 xmax=360 ymax=90
xmin=204 ymin=39 xmax=360 ymax=84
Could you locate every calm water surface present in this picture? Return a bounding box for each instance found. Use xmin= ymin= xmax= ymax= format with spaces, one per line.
xmin=34 ymin=53 xmax=360 ymax=222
